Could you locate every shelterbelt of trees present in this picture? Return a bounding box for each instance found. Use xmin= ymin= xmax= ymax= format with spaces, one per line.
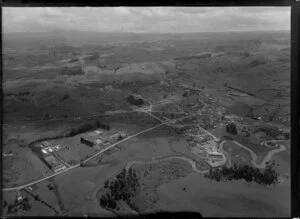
xmin=204 ymin=160 xmax=280 ymax=186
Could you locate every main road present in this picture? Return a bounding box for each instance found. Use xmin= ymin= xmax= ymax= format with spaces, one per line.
xmin=2 ymin=119 xmax=172 ymax=192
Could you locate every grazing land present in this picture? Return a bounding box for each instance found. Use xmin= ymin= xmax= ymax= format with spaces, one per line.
xmin=2 ymin=29 xmax=290 ymax=217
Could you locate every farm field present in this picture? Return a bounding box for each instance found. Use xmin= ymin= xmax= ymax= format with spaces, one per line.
xmin=153 ymin=173 xmax=290 ymax=217
xmin=2 ymin=8 xmax=291 ymax=217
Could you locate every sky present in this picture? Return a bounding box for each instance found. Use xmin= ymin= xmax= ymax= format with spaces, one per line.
xmin=2 ymin=7 xmax=290 ymax=33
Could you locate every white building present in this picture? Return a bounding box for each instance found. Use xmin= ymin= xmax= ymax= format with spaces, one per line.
xmin=95 ymin=139 xmax=102 ymax=145
xmin=95 ymin=130 xmax=103 ymax=135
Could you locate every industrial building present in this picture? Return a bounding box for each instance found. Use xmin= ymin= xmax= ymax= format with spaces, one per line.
xmin=43 ymin=155 xmax=67 ymax=172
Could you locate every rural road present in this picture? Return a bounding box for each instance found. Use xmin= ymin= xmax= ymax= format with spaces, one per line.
xmin=2 ymin=119 xmax=171 ymax=192
xmin=3 ymin=88 xmax=287 ymax=192
xmin=2 ymin=91 xmax=189 ymax=192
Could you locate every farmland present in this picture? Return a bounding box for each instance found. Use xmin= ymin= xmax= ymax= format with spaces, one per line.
xmin=2 ymin=28 xmax=290 ymax=217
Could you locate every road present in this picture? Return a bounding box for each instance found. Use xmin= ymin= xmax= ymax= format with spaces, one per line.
xmin=2 ymin=92 xmax=176 ymax=192
xmin=3 ymin=89 xmax=287 ymax=191
xmin=2 ymin=120 xmax=171 ymax=192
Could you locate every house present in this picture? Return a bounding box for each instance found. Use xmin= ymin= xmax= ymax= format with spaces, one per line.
xmin=95 ymin=130 xmax=103 ymax=135
xmin=53 ymin=145 xmax=61 ymax=151
xmin=119 ymin=131 xmax=126 ymax=138
xmin=27 ymin=187 xmax=33 ymax=191
xmin=41 ymin=149 xmax=48 ymax=154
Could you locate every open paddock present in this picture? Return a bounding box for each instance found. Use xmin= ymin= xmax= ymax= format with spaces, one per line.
xmin=154 ymin=173 xmax=290 ymax=217
xmin=222 ymin=141 xmax=252 ymax=166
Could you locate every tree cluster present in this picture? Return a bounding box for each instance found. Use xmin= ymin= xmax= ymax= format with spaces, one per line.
xmin=80 ymin=137 xmax=94 ymax=147
xmin=226 ymin=123 xmax=238 ymax=135
xmin=126 ymin=95 xmax=144 ymax=106
xmin=99 ymin=168 xmax=140 ymax=210
xmin=62 ymin=93 xmax=70 ymax=101
xmin=68 ymin=121 xmax=110 ymax=137
xmin=182 ymin=92 xmax=189 ymax=97
xmin=204 ymin=161 xmax=279 ymax=186
xmin=96 ymin=121 xmax=110 ymax=130
xmin=7 ymin=197 xmax=31 ymax=214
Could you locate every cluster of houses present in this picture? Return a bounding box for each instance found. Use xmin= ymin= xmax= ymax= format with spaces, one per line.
xmin=186 ymin=130 xmax=226 ymax=167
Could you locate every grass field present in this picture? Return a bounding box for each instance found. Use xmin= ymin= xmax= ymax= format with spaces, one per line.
xmin=3 ymin=146 xmax=51 ymax=187
xmin=153 ymin=173 xmax=290 ymax=217
xmin=130 ymin=158 xmax=194 ymax=212
xmin=50 ymin=127 xmax=185 ymax=215
xmin=222 ymin=141 xmax=252 ymax=166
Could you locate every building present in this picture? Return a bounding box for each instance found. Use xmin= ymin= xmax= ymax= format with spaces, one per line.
xmin=41 ymin=141 xmax=51 ymax=147
xmin=53 ymin=145 xmax=61 ymax=151
xmin=53 ymin=164 xmax=67 ymax=172
xmin=95 ymin=139 xmax=102 ymax=145
xmin=43 ymin=155 xmax=66 ymax=171
xmin=207 ymin=153 xmax=224 ymax=160
xmin=41 ymin=149 xmax=48 ymax=154
xmin=119 ymin=131 xmax=126 ymax=138
xmin=95 ymin=130 xmax=103 ymax=135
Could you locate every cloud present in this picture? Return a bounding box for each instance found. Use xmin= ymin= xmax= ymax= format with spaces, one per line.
xmin=2 ymin=7 xmax=290 ymax=33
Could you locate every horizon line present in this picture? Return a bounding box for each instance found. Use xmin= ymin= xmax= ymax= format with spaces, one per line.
xmin=3 ymin=29 xmax=290 ymax=35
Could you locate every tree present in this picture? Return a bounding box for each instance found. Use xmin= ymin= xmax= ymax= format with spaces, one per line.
xmin=226 ymin=123 xmax=238 ymax=135
xmin=104 ymin=180 xmax=109 ymax=188
xmin=284 ymin=132 xmax=290 ymax=139
xmin=182 ymin=92 xmax=188 ymax=97
xmin=3 ymin=200 xmax=7 ymax=208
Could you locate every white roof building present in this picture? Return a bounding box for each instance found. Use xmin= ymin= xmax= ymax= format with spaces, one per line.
xmin=95 ymin=139 xmax=102 ymax=144
xmin=95 ymin=130 xmax=103 ymax=135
